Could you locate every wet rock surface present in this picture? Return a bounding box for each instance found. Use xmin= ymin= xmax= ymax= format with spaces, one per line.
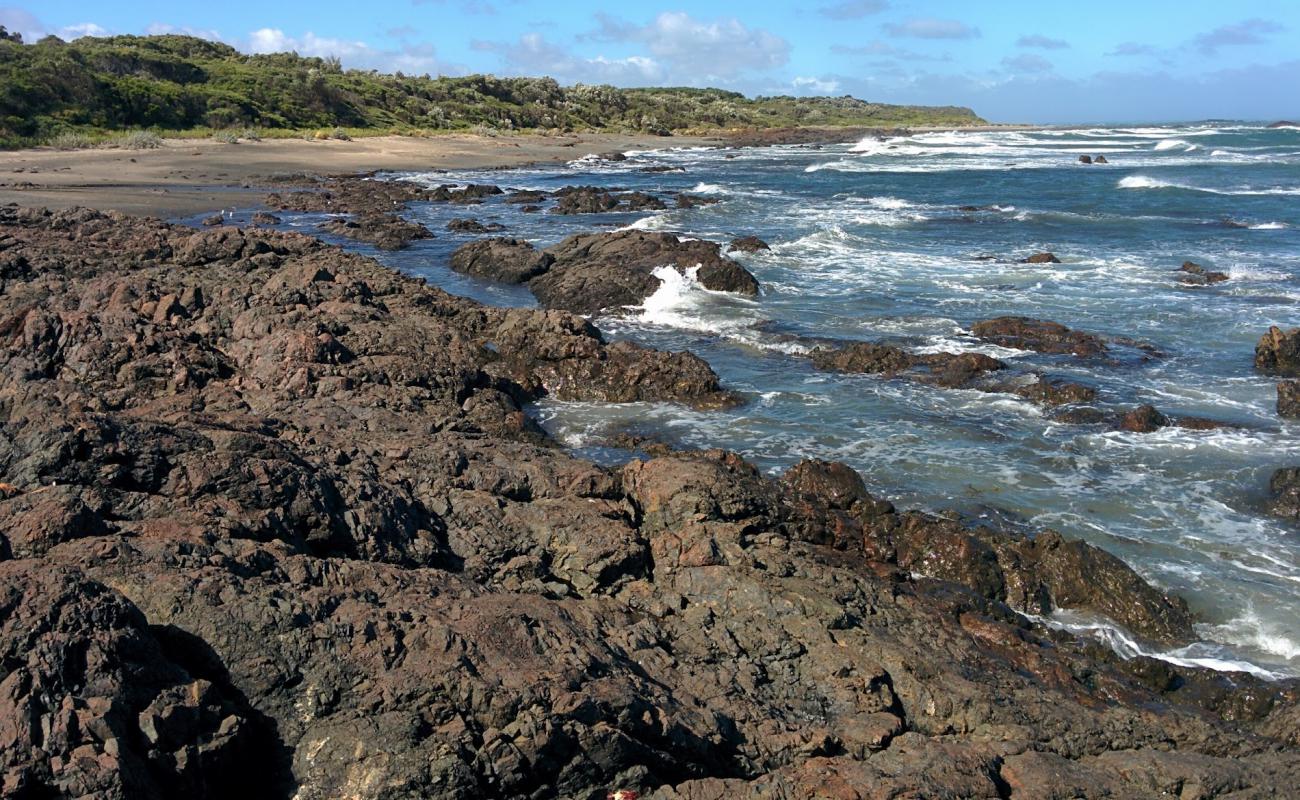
xmin=449 ymin=237 xmax=554 ymax=284
xmin=531 ymin=230 xmax=760 ymax=314
xmin=971 ymin=316 xmax=1108 ymax=357
xmin=1179 ymin=261 xmax=1230 ymax=285
xmin=319 ymin=212 xmax=433 ymax=250
xmin=1269 ymin=467 xmax=1300 ymax=523
xmin=1256 ymin=326 xmax=1300 ymax=377
xmin=0 ymin=206 xmax=1297 ymax=799
xmin=728 ymin=236 xmax=770 ymax=253
xmin=1279 ymin=379 xmax=1300 ymax=418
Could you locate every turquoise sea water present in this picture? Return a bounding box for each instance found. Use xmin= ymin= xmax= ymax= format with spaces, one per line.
xmin=271 ymin=123 xmax=1300 ymax=677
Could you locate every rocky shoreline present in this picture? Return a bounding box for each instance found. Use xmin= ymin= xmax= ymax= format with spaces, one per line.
xmin=2 ymin=174 xmax=1299 ymax=798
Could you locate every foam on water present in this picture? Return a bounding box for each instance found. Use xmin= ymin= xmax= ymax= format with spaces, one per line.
xmin=1119 ymin=175 xmax=1300 ymax=195
xmin=387 ymin=121 xmax=1300 ymax=679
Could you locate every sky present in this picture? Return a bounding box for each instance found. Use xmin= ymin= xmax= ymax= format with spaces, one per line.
xmin=2 ymin=1 xmax=1297 ymax=123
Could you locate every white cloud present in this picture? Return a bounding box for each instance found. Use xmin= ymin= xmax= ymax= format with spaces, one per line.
xmin=245 ymin=27 xmax=448 ymax=74
xmin=589 ymin=12 xmax=790 ymax=82
xmin=473 ymin=32 xmax=665 ymax=84
xmin=792 ymin=76 xmax=841 ymax=94
xmin=57 ymin=22 xmax=107 ymax=39
xmin=818 ymin=1 xmax=889 ymax=20
xmin=146 ymin=22 xmax=224 ymax=40
xmin=883 ymin=17 xmax=980 ymax=40
xmin=1002 ymin=54 xmax=1054 ymax=74
xmin=1016 ymin=34 xmax=1069 ymax=50
xmin=1193 ymin=18 xmax=1283 ymax=54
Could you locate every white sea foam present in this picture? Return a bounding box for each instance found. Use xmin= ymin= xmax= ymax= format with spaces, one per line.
xmin=1118 ymin=175 xmax=1300 ymax=195
xmin=689 ymin=182 xmax=730 ymax=195
xmin=1034 ymin=610 xmax=1289 ymax=679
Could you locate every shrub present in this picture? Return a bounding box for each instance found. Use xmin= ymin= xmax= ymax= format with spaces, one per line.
xmin=48 ymin=131 xmax=98 ymax=150
xmin=239 ymin=127 xmax=262 ymax=142
xmin=330 ymin=127 xmax=352 ymax=141
xmin=112 ymin=130 xmax=163 ymax=150
xmin=212 ymin=130 xmax=240 ymax=144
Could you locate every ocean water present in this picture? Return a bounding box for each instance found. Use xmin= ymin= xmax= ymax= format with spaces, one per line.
xmin=290 ymin=123 xmax=1300 ymax=677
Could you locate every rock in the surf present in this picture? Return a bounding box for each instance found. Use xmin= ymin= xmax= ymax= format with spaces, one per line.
xmin=1178 ymin=261 xmax=1229 ymax=285
xmin=446 ymin=218 xmax=505 ymax=234
xmin=1256 ymin=326 xmax=1300 ymax=377
xmin=1078 ymin=155 xmax=1093 ymax=165
xmin=1267 ymin=120 xmax=1299 ymax=128
xmin=449 ymin=237 xmax=553 ymax=284
xmin=1094 ymin=155 xmax=1109 ymax=164
xmin=730 ymin=235 xmax=771 ymax=253
xmin=1117 ymin=404 xmax=1170 ymax=433
xmin=320 ymin=213 xmax=433 ymax=250
xmin=1279 ymin=380 xmax=1300 ymax=418
xmin=1020 ymin=252 xmax=1062 ymax=264
xmin=1268 ymin=467 xmax=1300 ymax=522
xmin=971 ymin=316 xmax=1108 ymax=357
xmin=530 ymin=230 xmax=759 ymax=314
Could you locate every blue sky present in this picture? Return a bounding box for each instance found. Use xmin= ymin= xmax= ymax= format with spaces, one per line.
xmin=3 ymin=1 xmax=1297 ymax=123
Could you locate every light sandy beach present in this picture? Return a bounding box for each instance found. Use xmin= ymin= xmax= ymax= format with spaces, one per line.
xmin=0 ymin=132 xmax=721 ymax=217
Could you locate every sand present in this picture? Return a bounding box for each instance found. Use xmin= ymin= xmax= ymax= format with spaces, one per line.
xmin=0 ymin=132 xmax=721 ymax=218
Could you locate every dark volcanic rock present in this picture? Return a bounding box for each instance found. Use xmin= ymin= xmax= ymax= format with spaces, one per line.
xmin=1117 ymin=404 xmax=1170 ymax=433
xmin=531 ymin=230 xmax=760 ymax=314
xmin=1094 ymin=155 xmax=1109 ymax=164
xmin=320 ymin=212 xmax=433 ymax=250
xmin=201 ymin=213 xmax=224 ymax=226
xmin=675 ymin=193 xmax=720 ymax=209
xmin=1268 ymin=120 xmax=1299 ymax=128
xmin=1256 ymin=326 xmax=1300 ymax=377
xmin=1013 ymin=376 xmax=1098 ymax=407
xmin=449 ymin=237 xmax=553 ymax=284
xmin=622 ymin=191 xmax=668 ymax=211
xmin=971 ymin=316 xmax=1108 ymax=357
xmin=250 ymin=211 xmax=281 ymax=225
xmin=431 ymin=182 xmax=503 ymax=204
xmin=552 ymin=186 xmax=621 ymax=214
xmin=1279 ymin=380 xmax=1300 ymax=418
xmin=1179 ymin=261 xmax=1230 ymax=285
xmin=445 ymin=217 xmax=505 ymax=233
xmin=1079 ymin=155 xmax=1093 ymax=165
xmin=1020 ymin=252 xmax=1062 ymax=264
xmin=1268 ymin=467 xmax=1300 ymax=522
xmin=1 ymin=205 xmax=1298 ymax=800
xmin=265 ymin=175 xmax=437 ymax=214
xmin=504 ymin=189 xmax=548 ymax=204
xmin=729 ymin=235 xmax=770 ymax=253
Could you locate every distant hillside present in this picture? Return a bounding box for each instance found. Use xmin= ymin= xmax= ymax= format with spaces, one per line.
xmin=0 ymin=33 xmax=984 ymax=147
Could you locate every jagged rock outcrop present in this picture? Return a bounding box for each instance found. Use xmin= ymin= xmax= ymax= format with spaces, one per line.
xmin=449 ymin=237 xmax=553 ymax=284
xmin=1279 ymin=379 xmax=1300 ymax=418
xmin=0 ymin=206 xmax=1296 ymax=800
xmin=972 ymin=316 xmax=1108 ymax=357
xmin=320 ymin=212 xmax=433 ymax=250
xmin=531 ymin=230 xmax=760 ymax=314
xmin=1256 ymin=326 xmax=1300 ymax=377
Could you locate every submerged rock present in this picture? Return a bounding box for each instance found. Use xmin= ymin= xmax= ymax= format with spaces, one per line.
xmin=971 ymin=316 xmax=1108 ymax=357
xmin=531 ymin=230 xmax=759 ymax=314
xmin=1256 ymin=326 xmax=1300 ymax=377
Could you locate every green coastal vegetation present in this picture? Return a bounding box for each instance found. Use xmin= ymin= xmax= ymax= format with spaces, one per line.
xmin=0 ymin=30 xmax=984 ymax=148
